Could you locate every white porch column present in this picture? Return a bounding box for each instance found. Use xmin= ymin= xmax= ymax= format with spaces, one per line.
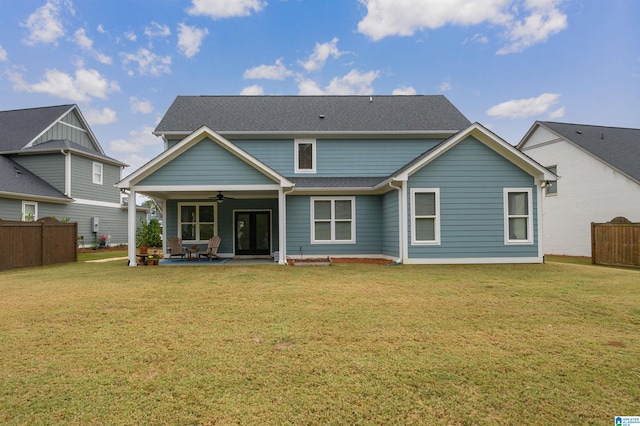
xmin=278 ymin=187 xmax=287 ymax=264
xmin=128 ymin=189 xmax=137 ymax=267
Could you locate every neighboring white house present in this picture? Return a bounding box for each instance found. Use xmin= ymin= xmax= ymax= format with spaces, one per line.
xmin=518 ymin=121 xmax=640 ymax=257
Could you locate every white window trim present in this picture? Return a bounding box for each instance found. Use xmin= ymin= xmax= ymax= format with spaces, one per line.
xmin=177 ymin=202 xmax=218 ymax=244
xmin=504 ymin=188 xmax=534 ymax=245
xmin=310 ymin=196 xmax=356 ymax=244
xmin=22 ymin=201 xmax=38 ymax=221
xmin=92 ymin=162 xmax=103 ymax=185
xmin=294 ymin=139 xmax=316 ymax=174
xmin=410 ymin=188 xmax=441 ymax=245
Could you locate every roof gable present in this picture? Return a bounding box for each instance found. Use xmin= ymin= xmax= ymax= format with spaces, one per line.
xmin=525 ymin=121 xmax=640 ymax=182
xmin=118 ymin=126 xmax=293 ymax=189
xmin=394 ymin=123 xmax=555 ymax=182
xmin=154 ymin=95 xmax=471 ymax=135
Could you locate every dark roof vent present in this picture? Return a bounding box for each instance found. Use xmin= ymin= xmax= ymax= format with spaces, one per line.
xmin=576 ymin=131 xmax=582 ymax=134
xmin=319 ymin=115 xmax=325 ymax=119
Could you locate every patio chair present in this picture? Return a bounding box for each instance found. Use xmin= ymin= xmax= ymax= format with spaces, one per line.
xmin=167 ymin=236 xmax=186 ymax=259
xmin=198 ymin=235 xmax=221 ymax=261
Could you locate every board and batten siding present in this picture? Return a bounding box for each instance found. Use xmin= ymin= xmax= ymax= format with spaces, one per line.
xmin=33 ymin=111 xmax=96 ymax=150
xmin=286 ymin=194 xmax=383 ymax=257
xmin=12 ymin=154 xmax=66 ymax=193
xmin=139 ymin=138 xmax=276 ymax=186
xmin=407 ymin=136 xmax=539 ymax=259
xmin=69 ymin=155 xmax=121 ymax=203
xmin=236 ymin=138 xmax=443 ymax=177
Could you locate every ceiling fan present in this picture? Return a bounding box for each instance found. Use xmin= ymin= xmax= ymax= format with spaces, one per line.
xmin=211 ymin=191 xmax=235 ymax=203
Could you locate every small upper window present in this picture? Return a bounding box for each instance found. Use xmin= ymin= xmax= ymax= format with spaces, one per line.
xmin=545 ymin=165 xmax=557 ymax=196
xmin=22 ymin=201 xmax=38 ymax=222
xmin=92 ymin=162 xmax=103 ymax=185
xmin=295 ymin=139 xmax=316 ymax=173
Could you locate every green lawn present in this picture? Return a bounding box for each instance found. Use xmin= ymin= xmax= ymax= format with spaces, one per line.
xmin=1 ymin=252 xmax=639 ymax=425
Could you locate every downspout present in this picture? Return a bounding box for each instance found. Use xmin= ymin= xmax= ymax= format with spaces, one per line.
xmin=388 ymin=179 xmax=404 ymax=263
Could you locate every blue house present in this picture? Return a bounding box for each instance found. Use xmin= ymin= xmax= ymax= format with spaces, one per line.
xmin=117 ymin=96 xmax=554 ymax=265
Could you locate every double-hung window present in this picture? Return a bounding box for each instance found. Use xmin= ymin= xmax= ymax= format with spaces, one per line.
xmin=295 ymin=139 xmax=316 ymax=173
xmin=504 ymin=188 xmax=533 ymax=244
xmin=92 ymin=162 xmax=103 ymax=185
xmin=178 ymin=203 xmax=216 ymax=243
xmin=311 ymin=197 xmax=355 ymax=243
xmin=22 ymin=201 xmax=38 ymax=221
xmin=411 ymin=189 xmax=440 ymax=245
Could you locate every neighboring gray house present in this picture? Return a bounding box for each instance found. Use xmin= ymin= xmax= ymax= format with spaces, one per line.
xmin=0 ymin=104 xmax=142 ymax=245
xmin=518 ymin=121 xmax=640 ymax=257
xmin=118 ymin=95 xmax=554 ymax=265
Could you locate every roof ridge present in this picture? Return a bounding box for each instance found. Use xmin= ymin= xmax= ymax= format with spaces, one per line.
xmin=0 ymin=104 xmax=75 ymax=114
xmin=541 ymin=121 xmax=640 ymax=132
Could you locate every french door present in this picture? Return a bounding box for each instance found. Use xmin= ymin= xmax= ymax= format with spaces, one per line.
xmin=234 ymin=211 xmax=271 ymax=255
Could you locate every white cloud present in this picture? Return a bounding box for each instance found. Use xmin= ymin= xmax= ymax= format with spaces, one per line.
xmin=110 ymin=126 xmax=159 ymax=153
xmin=240 ymin=85 xmax=265 ymax=95
xmin=97 ymin=24 xmax=106 ymax=34
xmin=297 ymin=78 xmax=325 ymax=95
xmin=130 ymin=97 xmax=153 ymax=114
xmin=497 ymin=0 xmax=567 ymax=54
xmin=357 ymin=0 xmax=567 ymax=54
xmin=177 ymin=23 xmax=209 ymax=58
xmin=464 ymin=33 xmax=489 ymax=45
xmin=121 ymin=49 xmax=172 ymax=76
xmin=73 ymin=29 xmax=112 ymax=65
xmin=21 ymin=0 xmax=74 ymax=46
xmin=0 ymin=45 xmax=7 ymax=62
xmin=124 ymin=31 xmax=137 ymax=42
xmin=300 ymin=37 xmax=343 ymax=72
xmin=85 ymin=107 xmax=117 ymax=125
xmin=486 ymin=93 xmax=561 ymax=119
xmin=298 ymin=70 xmax=380 ymax=95
xmin=9 ymin=68 xmax=120 ymax=102
xmin=392 ymin=86 xmax=417 ymax=95
xmin=548 ymin=106 xmax=565 ymax=119
xmin=439 ymin=80 xmax=452 ymax=91
xmin=144 ymin=22 xmax=171 ymax=39
xmin=187 ymin=0 xmax=267 ymax=19
xmin=244 ymin=59 xmax=293 ymax=80
xmin=326 ymin=69 xmax=379 ymax=95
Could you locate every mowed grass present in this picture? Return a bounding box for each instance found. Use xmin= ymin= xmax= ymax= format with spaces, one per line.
xmin=1 ymin=253 xmax=639 ymax=425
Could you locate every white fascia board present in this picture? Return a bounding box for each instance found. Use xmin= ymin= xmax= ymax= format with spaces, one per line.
xmin=73 ymin=198 xmax=123 ymax=209
xmin=118 ymin=126 xmax=294 ymax=189
xmin=396 ymin=123 xmax=556 ymax=181
xmin=132 ymin=184 xmax=281 ymax=192
xmin=516 ymin=121 xmax=544 ymax=150
xmin=0 ymin=191 xmax=72 ymax=204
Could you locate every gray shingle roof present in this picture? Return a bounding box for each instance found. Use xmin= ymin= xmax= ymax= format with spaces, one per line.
xmin=155 ymin=95 xmax=471 ymax=134
xmin=540 ymin=121 xmax=640 ymax=181
xmin=0 ymin=105 xmax=74 ymax=151
xmin=0 ymin=156 xmax=70 ymax=202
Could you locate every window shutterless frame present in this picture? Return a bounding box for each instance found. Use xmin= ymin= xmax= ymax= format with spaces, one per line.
xmin=294 ymin=139 xmax=316 ymax=173
xmin=310 ymin=197 xmax=355 ymax=244
xmin=410 ymin=188 xmax=440 ymax=245
xmin=503 ymin=188 xmax=533 ymax=244
xmin=92 ymin=162 xmax=103 ymax=185
xmin=177 ymin=202 xmax=217 ymax=243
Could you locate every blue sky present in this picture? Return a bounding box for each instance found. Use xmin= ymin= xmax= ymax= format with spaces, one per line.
xmin=0 ymin=0 xmax=638 ymax=172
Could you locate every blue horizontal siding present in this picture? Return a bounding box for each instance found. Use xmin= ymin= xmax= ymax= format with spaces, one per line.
xmin=235 ymin=138 xmax=442 ymax=177
xmin=286 ymin=194 xmax=383 ymax=256
xmin=407 ymin=136 xmax=538 ymax=259
xmin=140 ymin=138 xmax=276 ymax=186
xmin=382 ymin=190 xmax=399 ymax=257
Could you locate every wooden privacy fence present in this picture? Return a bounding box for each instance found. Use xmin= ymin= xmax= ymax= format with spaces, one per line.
xmin=591 ymin=217 xmax=640 ymax=268
xmin=0 ymin=217 xmax=77 ymax=271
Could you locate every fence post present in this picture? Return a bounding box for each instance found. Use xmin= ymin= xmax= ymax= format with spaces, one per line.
xmin=591 ymin=222 xmax=596 ymax=265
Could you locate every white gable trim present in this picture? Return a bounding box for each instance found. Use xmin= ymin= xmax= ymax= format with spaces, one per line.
xmin=23 ymin=105 xmax=106 ymax=155
xmin=117 ymin=125 xmax=294 ymax=189
xmin=395 ymin=123 xmax=556 ymax=182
